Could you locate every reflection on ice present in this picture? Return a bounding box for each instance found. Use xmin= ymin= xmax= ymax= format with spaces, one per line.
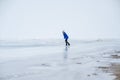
xmin=63 ymin=46 xmax=69 ymax=61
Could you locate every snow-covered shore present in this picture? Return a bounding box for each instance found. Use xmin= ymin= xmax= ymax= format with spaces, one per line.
xmin=0 ymin=39 xmax=120 ymax=80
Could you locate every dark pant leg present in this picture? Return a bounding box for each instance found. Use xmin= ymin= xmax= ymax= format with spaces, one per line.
xmin=67 ymin=41 xmax=70 ymax=46
xmin=65 ymin=39 xmax=68 ymax=46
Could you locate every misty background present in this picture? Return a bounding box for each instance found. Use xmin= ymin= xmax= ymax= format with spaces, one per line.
xmin=0 ymin=0 xmax=120 ymax=40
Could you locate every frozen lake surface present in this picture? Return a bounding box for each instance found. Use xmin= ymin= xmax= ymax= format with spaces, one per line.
xmin=0 ymin=39 xmax=120 ymax=80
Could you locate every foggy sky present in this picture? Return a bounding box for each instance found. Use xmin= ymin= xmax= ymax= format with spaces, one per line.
xmin=0 ymin=0 xmax=120 ymax=40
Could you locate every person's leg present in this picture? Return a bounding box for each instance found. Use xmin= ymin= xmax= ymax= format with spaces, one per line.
xmin=67 ymin=42 xmax=70 ymax=46
xmin=67 ymin=40 xmax=70 ymax=46
xmin=65 ymin=39 xmax=67 ymax=46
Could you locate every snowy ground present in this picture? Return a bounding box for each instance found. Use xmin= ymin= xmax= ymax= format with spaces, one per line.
xmin=0 ymin=39 xmax=120 ymax=80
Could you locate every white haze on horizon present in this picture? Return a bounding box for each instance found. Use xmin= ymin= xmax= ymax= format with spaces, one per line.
xmin=0 ymin=0 xmax=120 ymax=40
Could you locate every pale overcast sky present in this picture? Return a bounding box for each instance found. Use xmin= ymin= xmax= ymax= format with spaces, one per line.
xmin=0 ymin=0 xmax=120 ymax=40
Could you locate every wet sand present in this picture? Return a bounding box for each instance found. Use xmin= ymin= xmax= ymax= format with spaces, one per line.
xmin=98 ymin=51 xmax=120 ymax=80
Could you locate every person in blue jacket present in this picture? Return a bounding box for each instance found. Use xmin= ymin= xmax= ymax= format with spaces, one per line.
xmin=62 ymin=31 xmax=70 ymax=46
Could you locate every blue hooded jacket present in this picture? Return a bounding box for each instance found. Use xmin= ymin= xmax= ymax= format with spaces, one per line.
xmin=63 ymin=32 xmax=69 ymax=39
